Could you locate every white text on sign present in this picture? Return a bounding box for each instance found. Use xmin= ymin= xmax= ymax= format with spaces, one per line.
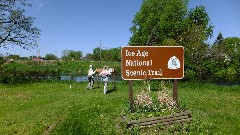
xmin=125 ymin=50 xmax=153 ymax=67
xmin=126 ymin=69 xmax=163 ymax=76
xmin=126 ymin=50 xmax=149 ymax=57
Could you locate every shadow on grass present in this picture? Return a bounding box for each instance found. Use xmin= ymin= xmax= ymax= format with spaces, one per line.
xmin=107 ymin=86 xmax=117 ymax=94
xmin=215 ymin=81 xmax=240 ymax=86
xmin=150 ymin=88 xmax=160 ymax=91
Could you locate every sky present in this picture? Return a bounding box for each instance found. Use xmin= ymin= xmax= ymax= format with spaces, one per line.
xmin=2 ymin=0 xmax=240 ymax=58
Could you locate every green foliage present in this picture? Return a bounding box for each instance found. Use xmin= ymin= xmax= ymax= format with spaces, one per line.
xmin=84 ymin=53 xmax=94 ymax=61
xmin=125 ymin=82 xmax=181 ymax=119
xmin=0 ymin=60 xmax=121 ymax=84
xmin=214 ymin=33 xmax=224 ymax=45
xmin=61 ymin=49 xmax=83 ymax=60
xmin=200 ymin=37 xmax=240 ymax=82
xmin=129 ymin=0 xmax=213 ymax=47
xmin=101 ymin=47 xmax=121 ymax=62
xmin=212 ymin=36 xmax=240 ymax=59
xmin=0 ymin=62 xmax=61 ymax=84
xmin=222 ymin=37 xmax=240 ymax=55
xmin=122 ymin=81 xmax=218 ymax=134
xmin=0 ymin=0 xmax=41 ymax=49
xmin=0 ymin=57 xmax=3 ymax=65
xmin=45 ymin=53 xmax=58 ymax=60
xmin=92 ymin=47 xmax=121 ymax=62
xmin=128 ymin=0 xmax=239 ymax=82
xmin=6 ymin=54 xmax=20 ymax=60
xmin=215 ymin=67 xmax=238 ymax=82
xmin=19 ymin=57 xmax=29 ymax=60
xmin=183 ymin=36 xmax=240 ymax=82
xmin=25 ymin=60 xmax=39 ymax=66
xmin=92 ymin=47 xmax=101 ymax=61
xmin=129 ymin=0 xmax=187 ymax=46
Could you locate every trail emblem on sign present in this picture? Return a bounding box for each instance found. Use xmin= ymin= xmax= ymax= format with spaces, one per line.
xmin=168 ymin=56 xmax=180 ymax=70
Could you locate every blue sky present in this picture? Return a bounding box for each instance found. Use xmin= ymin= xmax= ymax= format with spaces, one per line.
xmin=2 ymin=0 xmax=240 ymax=57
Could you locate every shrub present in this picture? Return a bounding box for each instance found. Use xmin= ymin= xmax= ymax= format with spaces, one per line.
xmin=134 ymin=90 xmax=153 ymax=112
xmin=0 ymin=63 xmax=61 ymax=84
xmin=157 ymin=89 xmax=176 ymax=110
xmin=130 ymin=81 xmax=179 ymax=116
xmin=215 ymin=67 xmax=238 ymax=82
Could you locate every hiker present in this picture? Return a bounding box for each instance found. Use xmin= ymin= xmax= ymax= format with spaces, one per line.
xmin=87 ymin=65 xmax=96 ymax=90
xmin=99 ymin=66 xmax=111 ymax=94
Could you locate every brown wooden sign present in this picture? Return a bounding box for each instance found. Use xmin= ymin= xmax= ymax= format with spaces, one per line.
xmin=121 ymin=46 xmax=184 ymax=80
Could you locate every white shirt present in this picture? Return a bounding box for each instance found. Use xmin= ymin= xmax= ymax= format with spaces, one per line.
xmin=88 ymin=68 xmax=95 ymax=76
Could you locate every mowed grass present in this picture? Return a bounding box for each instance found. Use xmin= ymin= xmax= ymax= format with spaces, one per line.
xmin=0 ymin=81 xmax=239 ymax=134
xmin=179 ymin=82 xmax=240 ymax=134
xmin=0 ymin=81 xmax=130 ymax=134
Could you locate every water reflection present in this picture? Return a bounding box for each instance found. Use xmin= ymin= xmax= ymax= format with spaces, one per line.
xmin=61 ymin=75 xmax=123 ymax=82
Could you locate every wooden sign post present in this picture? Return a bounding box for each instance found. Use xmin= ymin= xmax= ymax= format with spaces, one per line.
xmin=129 ymin=80 xmax=134 ymax=111
xmin=173 ymin=79 xmax=178 ymax=103
xmin=121 ymin=46 xmax=184 ymax=104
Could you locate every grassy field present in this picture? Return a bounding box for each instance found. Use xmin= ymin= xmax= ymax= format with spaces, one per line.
xmin=0 ymin=80 xmax=239 ymax=134
xmin=179 ymin=82 xmax=240 ymax=134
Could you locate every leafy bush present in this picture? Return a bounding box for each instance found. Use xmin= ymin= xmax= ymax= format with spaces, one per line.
xmin=25 ymin=60 xmax=39 ymax=66
xmin=134 ymin=90 xmax=153 ymax=112
xmin=157 ymin=89 xmax=176 ymax=110
xmin=215 ymin=67 xmax=238 ymax=82
xmin=127 ymin=81 xmax=182 ymax=120
xmin=0 ymin=62 xmax=61 ymax=84
xmin=184 ymin=68 xmax=196 ymax=81
xmin=0 ymin=60 xmax=121 ymax=84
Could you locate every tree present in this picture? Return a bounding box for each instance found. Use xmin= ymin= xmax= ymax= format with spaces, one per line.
xmin=108 ymin=47 xmax=121 ymax=62
xmin=0 ymin=0 xmax=40 ymax=49
xmin=222 ymin=37 xmax=240 ymax=54
xmin=211 ymin=35 xmax=240 ymax=61
xmin=101 ymin=49 xmax=109 ymax=61
xmin=61 ymin=49 xmax=70 ymax=59
xmin=129 ymin=0 xmax=189 ymax=46
xmin=214 ymin=33 xmax=224 ymax=45
xmin=84 ymin=53 xmax=94 ymax=61
xmin=61 ymin=49 xmax=82 ymax=60
xmin=129 ymin=0 xmax=213 ymax=49
xmin=129 ymin=0 xmax=214 ymax=80
xmin=92 ymin=47 xmax=121 ymax=62
xmin=92 ymin=47 xmax=101 ymax=61
xmin=6 ymin=54 xmax=20 ymax=60
xmin=0 ymin=56 xmax=3 ymax=65
xmin=45 ymin=53 xmax=58 ymax=60
xmin=210 ymin=37 xmax=240 ymax=81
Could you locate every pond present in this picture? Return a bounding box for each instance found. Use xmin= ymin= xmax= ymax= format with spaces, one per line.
xmin=61 ymin=75 xmax=123 ymax=82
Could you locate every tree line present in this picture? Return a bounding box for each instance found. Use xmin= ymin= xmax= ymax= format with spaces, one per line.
xmin=1 ymin=0 xmax=240 ymax=82
xmin=128 ymin=0 xmax=240 ymax=81
xmin=46 ymin=47 xmax=121 ymax=61
xmin=0 ymin=47 xmax=121 ymax=62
